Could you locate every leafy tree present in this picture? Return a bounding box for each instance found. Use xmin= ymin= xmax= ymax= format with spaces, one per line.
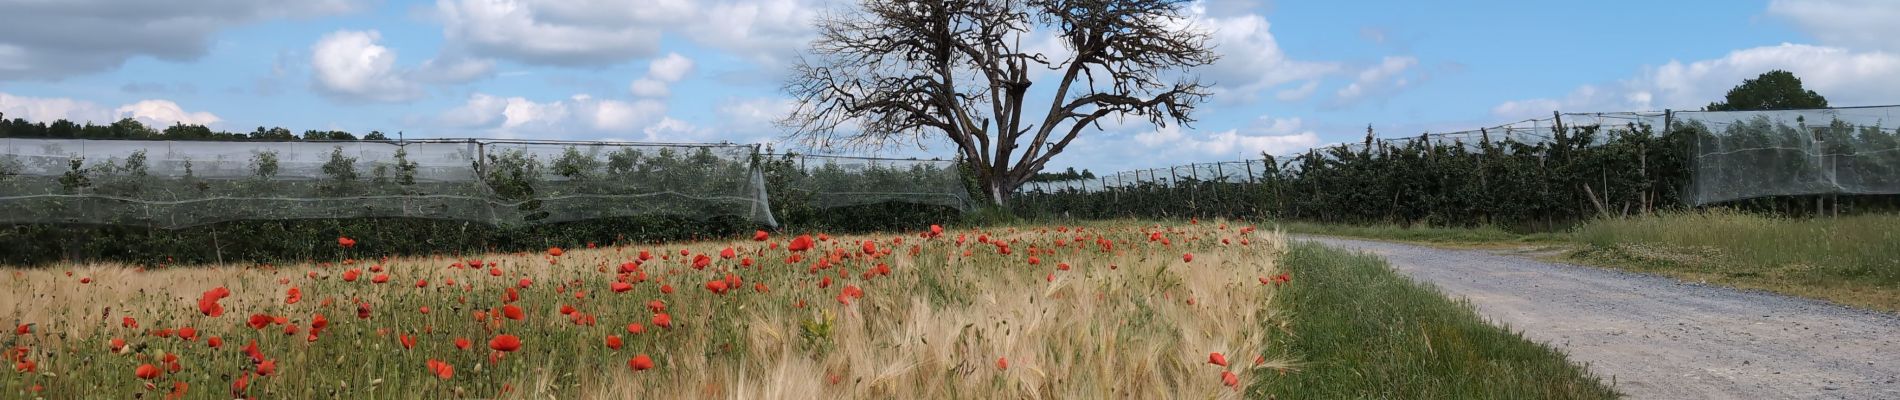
xmin=1706 ymin=70 xmax=1829 ymax=111
xmin=783 ymin=0 xmax=1217 ymax=206
xmin=363 ymin=131 xmax=390 ymax=141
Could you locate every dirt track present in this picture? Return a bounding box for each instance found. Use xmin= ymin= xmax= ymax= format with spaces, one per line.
xmin=1302 ymin=236 xmax=1900 ymax=400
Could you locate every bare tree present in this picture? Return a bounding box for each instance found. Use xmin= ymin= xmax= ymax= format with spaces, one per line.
xmin=781 ymin=0 xmax=1216 ymax=206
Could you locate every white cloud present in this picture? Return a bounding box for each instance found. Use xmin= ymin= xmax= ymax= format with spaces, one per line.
xmin=311 ymin=30 xmax=423 ymax=102
xmin=1134 ymin=121 xmax=1321 ymax=157
xmin=1493 ymin=43 xmax=1900 ymax=119
xmin=437 ymin=92 xmax=668 ymax=139
xmin=629 ymin=79 xmax=670 ymax=98
xmin=1332 ymin=56 xmax=1419 ymax=105
xmin=1 ymin=92 xmax=220 ymax=127
xmin=434 ymin=0 xmax=675 ymax=66
xmin=115 ymin=100 xmax=222 ymax=126
xmin=0 ymin=0 xmax=361 ymax=80
xmin=1767 ymin=0 xmax=1900 ymax=52
xmin=1186 ymin=5 xmax=1341 ymax=102
xmin=683 ymin=0 xmax=834 ymax=66
xmin=414 ymin=53 xmax=496 ymax=84
xmin=627 ymin=53 xmax=695 ymax=98
xmin=1275 ymin=81 xmax=1320 ymax=101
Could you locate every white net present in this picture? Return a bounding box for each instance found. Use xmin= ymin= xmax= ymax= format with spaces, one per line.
xmin=781 ymin=155 xmax=973 ymax=211
xmin=0 ymin=138 xmax=776 ymax=228
xmin=1681 ymin=105 xmax=1900 ymax=205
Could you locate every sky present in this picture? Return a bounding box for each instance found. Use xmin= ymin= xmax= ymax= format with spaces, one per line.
xmin=2 ymin=0 xmax=1898 ymax=174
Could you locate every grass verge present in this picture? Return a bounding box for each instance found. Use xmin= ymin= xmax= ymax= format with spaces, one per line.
xmin=1569 ymin=211 xmax=1900 ymax=313
xmin=1273 ymin=221 xmax=1563 ymax=247
xmin=1248 ymin=243 xmax=1618 ymax=399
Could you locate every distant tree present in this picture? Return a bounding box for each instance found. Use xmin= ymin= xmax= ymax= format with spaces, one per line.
xmin=363 ymin=131 xmax=391 ymax=141
xmin=1706 ymin=70 xmax=1829 ymax=111
xmin=782 ymin=0 xmax=1217 ymax=206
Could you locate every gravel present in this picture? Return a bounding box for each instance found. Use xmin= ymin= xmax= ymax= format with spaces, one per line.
xmin=1300 ymin=236 xmax=1900 ymax=400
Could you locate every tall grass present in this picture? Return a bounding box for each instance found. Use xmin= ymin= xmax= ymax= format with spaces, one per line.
xmin=1273 ymin=221 xmax=1560 ymax=245
xmin=1249 ymin=243 xmax=1618 ymax=399
xmin=1570 ymin=210 xmax=1900 ymax=312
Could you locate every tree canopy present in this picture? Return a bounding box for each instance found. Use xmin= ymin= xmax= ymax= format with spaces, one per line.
xmin=1706 ymin=70 xmax=1829 ymax=111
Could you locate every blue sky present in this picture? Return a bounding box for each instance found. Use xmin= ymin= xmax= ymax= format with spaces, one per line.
xmin=3 ymin=0 xmax=1898 ymax=173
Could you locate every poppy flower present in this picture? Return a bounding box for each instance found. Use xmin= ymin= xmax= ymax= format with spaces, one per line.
xmin=488 ymin=335 xmax=521 ymax=352
xmin=604 ymin=335 xmax=623 ymax=350
xmin=455 ymin=337 xmax=471 ymax=350
xmin=997 ymin=357 xmax=1008 ymax=370
xmin=399 ymin=334 xmax=416 ymax=350
xmin=415 ymin=279 xmax=428 ymax=288
xmin=206 ymin=337 xmax=223 ymax=348
xmin=705 ymin=280 xmax=729 ymax=294
xmin=110 ymin=338 xmax=127 ymax=352
xmin=548 ymin=247 xmax=564 ymax=257
xmin=788 ymin=235 xmax=815 ymax=252
xmin=256 ymin=359 xmax=277 ymax=376
xmin=518 ymin=278 xmax=533 ymax=288
xmin=343 ymin=269 xmax=361 ymax=282
xmin=610 ymin=281 xmax=633 ymax=293
xmin=246 ymin=314 xmax=274 ymax=330
xmin=651 ymin=313 xmax=672 ymax=329
xmin=357 ymin=302 xmax=373 ymax=319
xmin=135 ymin=363 xmax=161 ymax=379
xmin=693 ymin=254 xmax=712 ymax=270
xmin=426 ymin=359 xmax=454 ymax=380
xmin=753 ymin=230 xmax=769 ymax=241
xmin=1209 ymin=352 xmax=1228 ymax=367
xmin=720 ymin=247 xmax=736 ymax=259
xmin=629 ymin=354 xmax=654 ymax=371
xmin=177 ymin=327 xmax=197 ymax=341
xmin=660 ymin=284 xmax=674 ymax=294
xmin=929 ymin=224 xmax=944 ymax=237
xmin=1221 ymin=370 xmax=1238 ymax=387
xmin=501 ymin=304 xmax=524 ymax=320
xmin=338 ymin=237 xmax=356 ymax=248
xmin=285 ymin=287 xmax=302 ymax=304
xmin=79 ymin=277 xmax=91 ymax=284
xmin=1182 ymin=253 xmax=1194 ymax=263
xmin=371 ymin=274 xmax=390 ymax=284
xmin=626 ymin=323 xmax=647 ymax=335
xmin=861 ymin=240 xmax=877 ymax=255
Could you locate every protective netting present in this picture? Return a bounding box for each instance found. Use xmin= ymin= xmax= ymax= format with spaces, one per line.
xmin=778 ymin=155 xmax=974 ymax=211
xmin=1681 ymin=105 xmax=1900 ymax=205
xmin=0 ymin=138 xmax=777 ymax=228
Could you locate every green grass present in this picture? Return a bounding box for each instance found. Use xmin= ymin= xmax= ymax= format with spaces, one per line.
xmin=1249 ymin=243 xmax=1618 ymax=399
xmin=1273 ymin=221 xmax=1563 ymax=246
xmin=1569 ymin=210 xmax=1900 ymax=312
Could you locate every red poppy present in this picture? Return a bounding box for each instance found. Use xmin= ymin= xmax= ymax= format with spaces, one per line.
xmin=1182 ymin=253 xmax=1194 ymax=263
xmin=206 ymin=337 xmax=222 ymax=348
xmin=626 ymin=323 xmax=646 ymax=335
xmin=788 ymin=235 xmax=815 ymax=252
xmin=929 ymin=224 xmax=944 ymax=237
xmin=705 ymin=280 xmax=729 ymax=294
xmin=501 ymin=304 xmax=524 ymax=320
xmin=337 ymin=236 xmax=356 ymax=248
xmin=246 ymin=314 xmax=273 ymax=330
xmin=752 ymin=230 xmax=769 ymax=241
xmin=996 ymin=357 xmax=1008 ymax=370
xmin=646 ymin=300 xmax=666 ymax=313
xmin=399 ymin=334 xmax=416 ymax=350
xmin=177 ymin=326 xmax=197 ymax=341
xmin=693 ymin=254 xmax=712 ymax=270
xmin=415 ymin=279 xmax=428 ymax=288
xmin=547 ymin=247 xmax=564 ymax=257
xmin=488 ymin=335 xmax=521 ymax=352
xmin=1209 ymin=352 xmax=1228 ymax=367
xmin=357 ymin=302 xmax=373 ymax=319
xmin=861 ymin=240 xmax=877 ymax=255
xmin=503 ymin=287 xmax=519 ymax=303
xmin=651 ymin=313 xmax=672 ymax=329
xmin=604 ymin=335 xmax=623 ymax=350
xmin=720 ymin=247 xmax=736 ymax=259
xmin=610 ymin=281 xmax=633 ymax=293
xmin=342 ymin=269 xmax=361 ymax=282
xmin=135 ymin=363 xmax=161 ymax=379
xmin=454 ymin=337 xmax=471 ymax=350
xmin=110 ymin=337 xmax=127 ymax=352
xmin=628 ymin=354 xmax=654 ymax=371
xmin=660 ymin=284 xmax=674 ymax=294
xmin=371 ymin=274 xmax=390 ymax=284
xmin=426 ymin=359 xmax=454 ymax=380
xmin=285 ymin=287 xmax=302 ymax=304
xmin=256 ymin=359 xmax=277 ymax=376
xmin=1221 ymin=370 xmax=1238 ymax=387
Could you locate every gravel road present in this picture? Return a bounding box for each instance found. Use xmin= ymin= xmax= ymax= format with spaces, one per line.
xmin=1300 ymin=236 xmax=1900 ymax=400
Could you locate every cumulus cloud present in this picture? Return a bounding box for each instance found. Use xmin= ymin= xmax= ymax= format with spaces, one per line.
xmin=1331 ymin=56 xmax=1420 ymax=106
xmin=1 ymin=92 xmax=220 ymax=127
xmin=1492 ymin=43 xmax=1900 ymax=119
xmin=437 ymin=92 xmax=669 ymax=139
xmin=1134 ymin=116 xmax=1321 ymax=158
xmin=311 ymin=30 xmax=495 ymax=102
xmin=1185 ymin=4 xmax=1341 ymax=102
xmin=430 ymin=0 xmax=842 ymax=69
xmin=0 ymin=0 xmax=360 ymax=80
xmin=628 ymin=53 xmax=695 ymax=98
xmin=1767 ymin=0 xmax=1900 ymax=52
xmin=311 ymin=30 xmax=424 ymax=102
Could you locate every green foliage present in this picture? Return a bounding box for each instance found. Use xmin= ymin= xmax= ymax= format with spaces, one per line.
xmin=1249 ymin=243 xmax=1618 ymax=399
xmin=1706 ymin=70 xmax=1828 ymax=111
